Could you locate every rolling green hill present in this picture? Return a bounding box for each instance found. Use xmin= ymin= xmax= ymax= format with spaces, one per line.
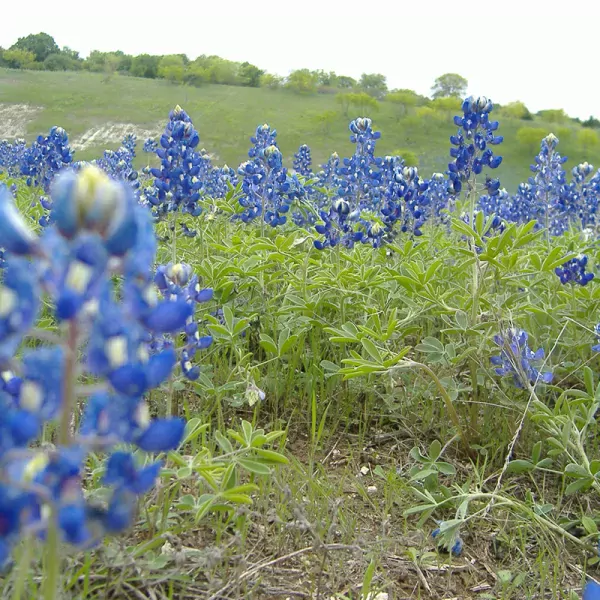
xmin=1 ymin=68 xmax=599 ymax=190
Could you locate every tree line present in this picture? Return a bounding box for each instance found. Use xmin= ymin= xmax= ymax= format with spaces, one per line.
xmin=1 ymin=33 xmax=599 ymax=130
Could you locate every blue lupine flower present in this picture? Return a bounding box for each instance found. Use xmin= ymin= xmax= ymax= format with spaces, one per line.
xmin=143 ymin=138 xmax=158 ymax=154
xmin=0 ymin=184 xmax=38 ymax=255
xmin=491 ymin=328 xmax=553 ymax=388
xmin=96 ymin=142 xmax=140 ymax=194
xmin=592 ymin=324 xmax=600 ymax=352
xmin=154 ymin=262 xmax=213 ymax=380
xmin=0 ymin=257 xmax=40 ymax=364
xmin=144 ymin=106 xmax=203 ymax=218
xmin=447 ymin=96 xmax=503 ymax=196
xmin=555 ymin=255 xmax=594 ymax=286
xmin=237 ymin=136 xmax=295 ymax=226
xmin=527 ymin=134 xmax=570 ymax=235
xmin=431 ymin=524 xmax=463 ymax=556
xmin=0 ymin=165 xmax=189 ymax=566
xmin=314 ymin=118 xmax=388 ymax=249
xmin=0 ymin=138 xmax=27 ymax=178
xmin=584 ymin=581 xmax=600 ymax=600
xmin=293 ymin=144 xmax=313 ymax=177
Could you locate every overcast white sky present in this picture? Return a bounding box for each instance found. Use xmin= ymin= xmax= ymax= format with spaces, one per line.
xmin=2 ymin=0 xmax=599 ymax=119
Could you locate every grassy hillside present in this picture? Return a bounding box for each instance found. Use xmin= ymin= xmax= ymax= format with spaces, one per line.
xmin=1 ymin=68 xmax=599 ymax=190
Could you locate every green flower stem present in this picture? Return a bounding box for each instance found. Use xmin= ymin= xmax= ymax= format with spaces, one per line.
xmin=403 ymin=361 xmax=472 ymax=456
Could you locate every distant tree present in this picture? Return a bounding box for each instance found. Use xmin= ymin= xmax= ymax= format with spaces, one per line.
xmin=336 ymin=92 xmax=353 ymax=117
xmin=102 ymin=54 xmax=121 ymax=83
xmin=60 ymin=46 xmax=81 ymax=61
xmin=349 ymin=92 xmax=379 ymax=114
xmin=359 ymin=73 xmax=387 ymax=99
xmin=158 ymin=55 xmax=186 ymax=83
xmin=392 ymin=149 xmax=419 ymax=167
xmin=431 ymin=96 xmax=462 ymax=113
xmin=239 ymin=62 xmax=264 ymax=87
xmin=386 ymin=91 xmax=418 ymax=121
xmin=556 ymin=127 xmax=573 ymax=142
xmin=10 ymin=32 xmax=59 ymax=63
xmin=501 ymin=101 xmax=532 ymax=120
xmin=2 ymin=49 xmax=36 ymax=69
xmin=578 ymin=128 xmax=599 ymax=152
xmin=431 ymin=73 xmax=468 ymax=99
xmin=516 ymin=127 xmax=548 ymax=153
xmin=260 ymin=73 xmax=283 ymax=89
xmin=130 ymin=54 xmax=161 ymax=78
xmin=183 ymin=63 xmax=210 ymax=87
xmin=583 ymin=116 xmax=600 ymax=129
xmin=336 ymin=75 xmax=357 ymax=89
xmin=0 ymin=47 xmax=5 ymax=66
xmin=43 ymin=53 xmax=80 ymax=71
xmin=207 ymin=58 xmax=240 ymax=85
xmin=537 ymin=109 xmax=568 ymax=123
xmin=285 ymin=69 xmax=319 ymax=93
xmin=311 ymin=110 xmax=338 ymax=135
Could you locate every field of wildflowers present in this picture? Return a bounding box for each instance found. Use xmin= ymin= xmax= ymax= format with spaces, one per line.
xmin=3 ymin=97 xmax=600 ymax=598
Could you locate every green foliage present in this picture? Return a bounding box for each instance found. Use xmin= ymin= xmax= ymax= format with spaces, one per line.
xmin=260 ymin=72 xmax=283 ymax=89
xmin=359 ymin=72 xmax=388 ymax=99
xmin=537 ymin=108 xmax=569 ymax=123
xmin=2 ymin=48 xmax=36 ymax=69
xmin=238 ymin=61 xmax=264 ymax=87
xmin=516 ymin=126 xmax=549 ymax=152
xmin=386 ymin=91 xmax=418 ymax=121
xmin=10 ymin=32 xmax=59 ymax=62
xmin=583 ymin=115 xmax=600 ymax=129
xmin=349 ymin=92 xmax=379 ymax=114
xmin=392 ymin=148 xmax=419 ymax=166
xmin=130 ymin=53 xmax=161 ymax=79
xmin=500 ymin=100 xmax=533 ymax=120
xmin=430 ymin=96 xmax=462 ymax=113
xmin=336 ymin=75 xmax=357 ymax=89
xmin=43 ymin=53 xmax=80 ymax=72
xmin=285 ymin=68 xmax=319 ymax=93
xmin=431 ymin=72 xmax=468 ymax=98
xmin=578 ymin=127 xmax=599 ymax=150
xmin=310 ymin=110 xmax=338 ymax=134
xmin=157 ymin=55 xmax=186 ymax=84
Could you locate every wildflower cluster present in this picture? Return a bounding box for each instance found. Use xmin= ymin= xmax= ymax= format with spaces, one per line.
xmin=0 ymin=138 xmax=27 ymax=178
xmin=491 ymin=329 xmax=553 ymax=388
xmin=0 ymin=166 xmax=189 ymax=566
xmin=96 ymin=136 xmax=140 ymax=194
xmin=153 ymin=263 xmax=213 ymax=381
xmin=144 ymin=106 xmax=203 ymax=218
xmin=555 ymin=255 xmax=594 ymax=285
xmin=293 ymin=144 xmax=313 ymax=177
xmin=237 ymin=124 xmax=295 ymax=226
xmin=20 ymin=126 xmax=73 ymax=193
xmin=447 ymin=96 xmax=503 ymax=196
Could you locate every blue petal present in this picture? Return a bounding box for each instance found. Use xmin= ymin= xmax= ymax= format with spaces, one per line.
xmin=146 ymin=349 xmax=176 ymax=388
xmin=0 ymin=184 xmax=37 ymax=254
xmin=584 ymin=582 xmax=600 ymax=600
xmin=136 ymin=418 xmax=185 ymax=452
xmin=143 ymin=300 xmax=193 ymax=333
